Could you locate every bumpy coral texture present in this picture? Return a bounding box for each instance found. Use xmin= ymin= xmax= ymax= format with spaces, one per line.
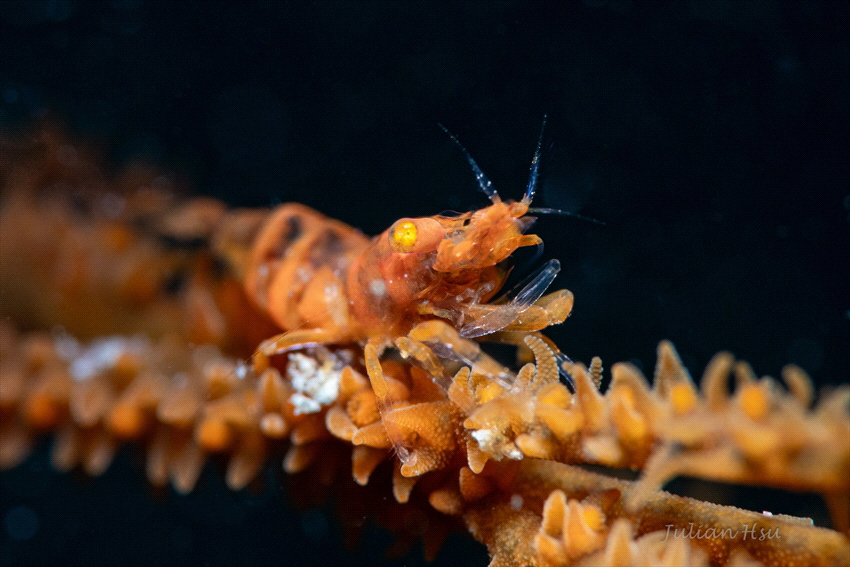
xmin=1 ymin=129 xmax=848 ymax=566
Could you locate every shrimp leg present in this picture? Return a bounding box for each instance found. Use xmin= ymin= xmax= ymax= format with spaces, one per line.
xmin=459 ymin=259 xmax=571 ymax=338
xmin=256 ymin=328 xmax=346 ymax=356
xmin=406 ymin=320 xmax=516 ymax=390
xmin=497 ymin=288 xmax=574 ymax=332
xmin=364 ymin=341 xmax=462 ymax=477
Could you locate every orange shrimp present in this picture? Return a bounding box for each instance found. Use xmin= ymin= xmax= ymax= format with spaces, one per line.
xmin=246 ymin=123 xmax=573 ymax=359
xmin=241 ymin=122 xmax=575 ymax=471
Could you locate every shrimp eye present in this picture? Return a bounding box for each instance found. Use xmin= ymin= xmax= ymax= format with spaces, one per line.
xmin=389 ymin=218 xmax=444 ymax=254
xmin=393 ymin=221 xmax=418 ymax=249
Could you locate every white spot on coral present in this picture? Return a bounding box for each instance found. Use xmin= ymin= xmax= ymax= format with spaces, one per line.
xmin=65 ymin=336 xmax=147 ymax=382
xmin=510 ymin=494 xmax=524 ymax=510
xmin=506 ymin=446 xmax=523 ymax=460
xmin=471 ymin=429 xmax=496 ymax=450
xmin=286 ymin=352 xmax=342 ymax=415
xmin=288 ymin=393 xmax=321 ymax=414
xmin=471 ymin=429 xmax=523 ymax=460
xmin=53 ymin=331 xmax=80 ymax=361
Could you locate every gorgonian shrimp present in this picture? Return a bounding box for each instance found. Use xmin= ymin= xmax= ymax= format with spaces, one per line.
xmin=239 ymin=120 xmax=575 ymax=474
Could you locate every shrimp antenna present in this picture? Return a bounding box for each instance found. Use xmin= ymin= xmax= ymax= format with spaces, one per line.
xmin=523 ymin=117 xmax=605 ymax=225
xmin=438 ymin=124 xmax=500 ymax=203
xmin=522 ymin=115 xmax=547 ymax=205
xmin=528 ymin=207 xmax=606 ymax=226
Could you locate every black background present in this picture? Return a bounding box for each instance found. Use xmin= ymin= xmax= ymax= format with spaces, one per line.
xmin=1 ymin=1 xmax=848 ymax=566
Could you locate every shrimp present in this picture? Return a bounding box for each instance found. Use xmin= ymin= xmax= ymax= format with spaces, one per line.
xmin=240 ymin=122 xmax=575 ymax=473
xmin=246 ymin=122 xmax=573 ymax=360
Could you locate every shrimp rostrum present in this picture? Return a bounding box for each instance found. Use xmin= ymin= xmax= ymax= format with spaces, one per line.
xmin=242 ymin=124 xmax=574 ymax=474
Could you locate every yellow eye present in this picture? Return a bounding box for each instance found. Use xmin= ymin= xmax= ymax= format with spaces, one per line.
xmin=392 ymin=220 xmax=418 ymax=250
xmin=388 ymin=218 xmax=444 ymax=254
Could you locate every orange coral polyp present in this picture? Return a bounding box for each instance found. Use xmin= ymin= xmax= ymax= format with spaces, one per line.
xmin=108 ymin=403 xmax=145 ymax=438
xmin=737 ymin=380 xmax=770 ymax=421
xmin=669 ymin=381 xmax=698 ymax=414
xmin=25 ymin=392 xmax=64 ymax=429
xmin=196 ymin=418 xmax=233 ymax=451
